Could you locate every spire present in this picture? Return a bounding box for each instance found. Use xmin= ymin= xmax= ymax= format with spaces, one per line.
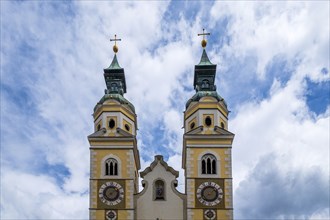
xmin=186 ymin=29 xmax=228 ymax=109
xmin=103 ymin=34 xmax=127 ymax=95
xmin=105 ymin=34 xmax=122 ymax=70
xmin=106 ymin=54 xmax=122 ymax=70
xmin=94 ymin=35 xmax=135 ymax=114
xmin=197 ymin=49 xmax=214 ymax=66
xmin=197 ymin=29 xmax=213 ymax=65
xmin=193 ymin=29 xmax=217 ymax=92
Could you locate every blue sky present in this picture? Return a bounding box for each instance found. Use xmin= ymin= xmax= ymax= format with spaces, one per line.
xmin=1 ymin=1 xmax=329 ymax=219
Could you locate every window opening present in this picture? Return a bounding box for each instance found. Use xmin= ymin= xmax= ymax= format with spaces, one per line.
xmin=190 ymin=122 xmax=195 ymax=130
xmin=105 ymin=158 xmax=118 ymax=176
xmin=125 ymin=124 xmax=130 ymax=131
xmin=202 ymin=160 xmax=206 ymax=174
xmin=109 ymin=119 xmax=115 ymax=129
xmin=207 ymin=158 xmax=211 ymax=173
xmin=205 ymin=117 xmax=212 ymax=126
xmin=201 ymin=154 xmax=217 ymax=174
xmin=201 ymin=79 xmax=210 ymax=89
xmin=212 ymin=160 xmax=216 ymax=174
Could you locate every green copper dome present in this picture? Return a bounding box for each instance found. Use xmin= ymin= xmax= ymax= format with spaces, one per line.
xmin=185 ymin=91 xmax=227 ymax=109
xmin=94 ymin=93 xmax=135 ymax=113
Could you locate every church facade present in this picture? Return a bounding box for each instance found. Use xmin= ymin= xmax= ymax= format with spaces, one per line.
xmin=88 ymin=34 xmax=234 ymax=220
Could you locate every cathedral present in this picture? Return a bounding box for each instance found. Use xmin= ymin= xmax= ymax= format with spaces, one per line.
xmin=88 ymin=31 xmax=235 ymax=220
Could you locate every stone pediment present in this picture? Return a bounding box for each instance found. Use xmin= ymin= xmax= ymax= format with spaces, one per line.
xmin=140 ymin=155 xmax=179 ymax=178
xmin=88 ymin=127 xmax=134 ymax=138
xmin=214 ymin=126 xmax=235 ymax=136
xmin=185 ymin=125 xmax=234 ymax=137
xmin=88 ymin=128 xmax=107 ymax=138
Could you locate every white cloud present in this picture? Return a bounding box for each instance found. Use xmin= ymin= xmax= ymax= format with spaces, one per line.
xmin=231 ymin=75 xmax=329 ymax=218
xmin=235 ymin=153 xmax=329 ymax=219
xmin=210 ymin=1 xmax=329 ymax=80
xmin=167 ymin=153 xmax=185 ymax=193
xmin=1 ymin=168 xmax=88 ymax=219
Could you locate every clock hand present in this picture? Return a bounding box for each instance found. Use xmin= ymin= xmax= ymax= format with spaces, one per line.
xmin=207 ymin=188 xmax=216 ymax=195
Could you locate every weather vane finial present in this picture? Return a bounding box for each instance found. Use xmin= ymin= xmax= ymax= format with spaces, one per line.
xmin=110 ymin=34 xmax=121 ymax=53
xmin=198 ymin=28 xmax=210 ymax=48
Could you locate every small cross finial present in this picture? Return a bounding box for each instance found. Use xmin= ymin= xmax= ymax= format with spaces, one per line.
xmin=198 ymin=28 xmax=210 ymax=48
xmin=110 ymin=34 xmax=121 ymax=53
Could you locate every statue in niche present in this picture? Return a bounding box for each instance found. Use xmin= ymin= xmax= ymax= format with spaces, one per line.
xmin=155 ymin=180 xmax=165 ymax=200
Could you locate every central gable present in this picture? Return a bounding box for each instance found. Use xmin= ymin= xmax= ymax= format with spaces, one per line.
xmin=135 ymin=155 xmax=186 ymax=219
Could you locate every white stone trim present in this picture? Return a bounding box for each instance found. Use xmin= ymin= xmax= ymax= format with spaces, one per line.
xmin=186 ymin=148 xmax=194 ymax=177
xmin=185 ymin=109 xmax=226 ymax=131
xmin=90 ymin=181 xmax=98 ymax=209
xmin=102 ymin=112 xmax=121 ymax=128
xmin=90 ymin=210 xmax=96 ymax=220
xmin=224 ymin=154 xmax=232 ymax=178
xmin=226 ymin=210 xmax=233 ymax=219
xmin=185 ymin=111 xmax=199 ymax=133
xmin=90 ymin=151 xmax=97 ymax=179
xmin=102 ymin=112 xmax=136 ymax=135
xmin=186 ymin=179 xmax=194 ymax=208
xmin=187 ymin=209 xmax=194 ymax=219
xmin=225 ymin=179 xmax=233 ymax=208
xmin=186 ymin=144 xmax=232 ymax=148
xmin=126 ymin=180 xmax=134 ymax=209
xmin=127 ymin=210 xmax=134 ymax=220
xmin=126 ymin=151 xmax=135 ymax=178
xmin=90 ymin=145 xmax=134 ymax=149
xmin=121 ymin=114 xmax=136 ymax=135
xmin=198 ymin=109 xmax=218 ymax=126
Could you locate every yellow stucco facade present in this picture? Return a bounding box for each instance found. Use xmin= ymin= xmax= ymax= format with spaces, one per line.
xmin=88 ymin=94 xmax=140 ymax=220
xmin=183 ymin=88 xmax=234 ymax=219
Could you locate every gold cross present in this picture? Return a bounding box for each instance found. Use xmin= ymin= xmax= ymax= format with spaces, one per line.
xmin=110 ymin=34 xmax=121 ymax=53
xmin=198 ymin=29 xmax=210 ymax=40
xmin=198 ymin=29 xmax=210 ymax=48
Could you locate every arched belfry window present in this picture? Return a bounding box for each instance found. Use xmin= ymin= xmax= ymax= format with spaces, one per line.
xmin=154 ymin=179 xmax=165 ymax=200
xmin=201 ymin=79 xmax=210 ymax=89
xmin=105 ymin=158 xmax=118 ymax=176
xmin=201 ymin=154 xmax=217 ymax=174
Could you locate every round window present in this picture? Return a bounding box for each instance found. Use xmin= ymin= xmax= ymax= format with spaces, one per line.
xmin=205 ymin=117 xmax=212 ymax=126
xmin=221 ymin=122 xmax=225 ymax=129
xmin=125 ymin=124 xmax=130 ymax=131
xmin=109 ymin=119 xmax=115 ymax=129
xmin=190 ymin=122 xmax=195 ymax=130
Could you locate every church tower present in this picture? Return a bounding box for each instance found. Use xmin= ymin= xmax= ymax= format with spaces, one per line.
xmin=182 ymin=30 xmax=235 ymax=220
xmin=88 ymin=35 xmax=140 ymax=220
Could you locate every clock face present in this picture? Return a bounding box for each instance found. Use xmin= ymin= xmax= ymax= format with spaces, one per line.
xmin=196 ymin=182 xmax=223 ymax=206
xmin=99 ymin=181 xmax=124 ymax=206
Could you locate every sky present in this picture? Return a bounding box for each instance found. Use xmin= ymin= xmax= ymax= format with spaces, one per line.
xmin=1 ymin=1 xmax=329 ymax=219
